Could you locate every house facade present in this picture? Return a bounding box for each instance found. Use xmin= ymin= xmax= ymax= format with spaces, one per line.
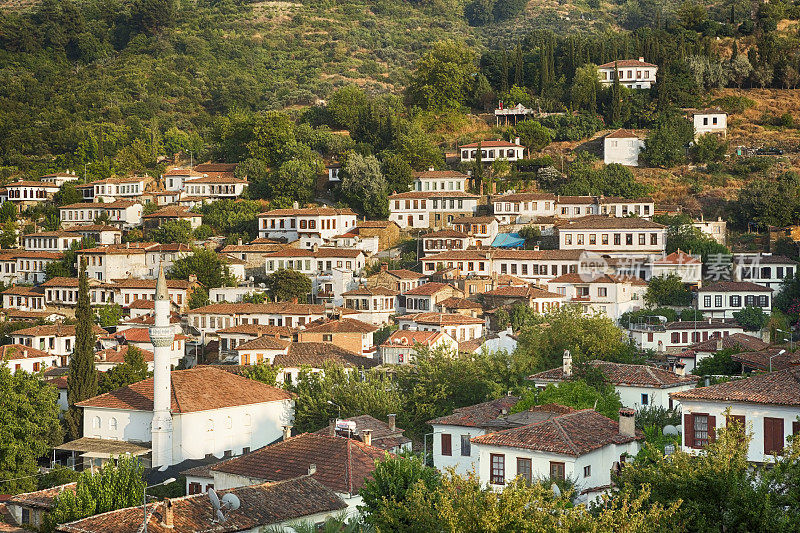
xmin=604 ymin=130 xmax=645 ymax=166
xmin=698 ymin=281 xmax=772 ymax=319
xmin=597 ymin=58 xmax=658 ymax=89
xmin=389 ymin=191 xmax=480 ymax=230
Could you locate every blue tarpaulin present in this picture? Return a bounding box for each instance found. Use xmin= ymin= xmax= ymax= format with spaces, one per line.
xmin=491 ymin=233 xmax=526 ymax=248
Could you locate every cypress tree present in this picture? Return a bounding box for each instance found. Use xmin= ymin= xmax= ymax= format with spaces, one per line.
xmin=501 ymin=49 xmax=510 ymax=93
xmin=610 ymin=61 xmax=622 ymax=126
xmin=514 ymin=44 xmax=524 ymax=87
xmin=65 ymin=258 xmax=98 ymax=440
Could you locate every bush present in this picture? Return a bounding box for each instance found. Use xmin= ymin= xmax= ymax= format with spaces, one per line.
xmin=691 ymin=134 xmax=728 ymax=163
xmin=538 ymin=113 xmax=603 ymax=142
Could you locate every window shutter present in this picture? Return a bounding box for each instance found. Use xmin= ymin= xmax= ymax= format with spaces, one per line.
xmin=684 ymin=414 xmax=694 ymax=448
xmin=707 ymin=415 xmax=716 ymax=443
xmin=764 ymin=418 xmax=774 ymax=455
xmin=793 ymin=421 xmax=800 ymax=436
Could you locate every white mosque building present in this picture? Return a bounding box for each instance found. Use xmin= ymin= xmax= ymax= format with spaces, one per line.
xmin=62 ymin=266 xmax=296 ymax=470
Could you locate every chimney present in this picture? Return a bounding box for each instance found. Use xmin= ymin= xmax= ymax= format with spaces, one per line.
xmin=23 ymin=349 xmax=27 ymax=358
xmin=237 ymin=238 xmax=242 ymax=246
xmin=716 ymin=337 xmax=723 ymax=351
xmin=638 ymin=56 xmax=644 ymax=62
xmin=562 ymin=349 xmax=572 ymax=377
xmin=515 ymin=137 xmax=521 ymax=145
xmin=380 ymin=263 xmax=388 ymax=272
xmin=329 ymin=421 xmax=336 ymax=436
xmin=282 ymin=425 xmax=293 ymax=441
xmin=292 ymin=201 xmax=299 ymax=209
xmin=618 ymin=408 xmax=635 ymax=437
xmin=126 ymin=242 xmax=130 ymax=248
xmin=162 ymin=498 xmax=174 ymax=528
xmin=188 ymin=274 xmax=198 ymax=284
xmin=388 ymin=413 xmax=396 ymax=432
xmin=308 ymin=463 xmax=317 ymax=475
xmin=428 ymin=167 xmax=435 ymax=171
xmin=362 ymin=429 xmax=372 ymax=447
xmin=534 ymin=244 xmax=540 ymax=251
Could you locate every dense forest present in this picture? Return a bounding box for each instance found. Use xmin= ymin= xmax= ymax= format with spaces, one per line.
xmin=0 ymin=0 xmax=799 ymax=186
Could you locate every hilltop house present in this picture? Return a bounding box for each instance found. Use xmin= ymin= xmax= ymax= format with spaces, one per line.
xmin=597 ymin=58 xmax=658 ymax=89
xmin=604 ymin=129 xmax=644 ymax=166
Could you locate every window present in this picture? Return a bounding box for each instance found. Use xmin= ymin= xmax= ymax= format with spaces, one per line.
xmin=730 ymin=295 xmax=741 ymax=307
xmin=602 ymin=234 xmax=609 ymax=245
xmin=549 ymin=461 xmax=565 ymax=481
xmin=598 ymin=287 xmax=608 ymax=298
xmin=517 ymin=458 xmax=532 ymax=483
xmin=639 ymin=234 xmax=646 ymax=245
xmin=715 ymin=295 xmax=723 ymax=307
xmin=685 ymin=413 xmax=715 ymax=448
xmin=704 ymin=295 xmax=712 ymax=308
xmin=583 ymin=465 xmax=591 ymax=478
xmin=589 ymin=234 xmax=596 ymax=245
xmin=614 ymin=234 xmax=621 ymax=245
xmin=22 ymin=508 xmax=30 ymax=524
xmin=461 ymin=434 xmax=471 ymax=456
xmin=626 ymin=233 xmax=633 ymax=245
xmin=490 ymin=454 xmax=505 ymax=485
xmin=441 ymin=433 xmax=452 ymax=456
xmin=109 ymin=417 xmax=117 ymax=431
xmin=745 ymin=295 xmax=755 ymax=307
xmin=188 ymin=482 xmax=202 ymax=495
xmin=764 ymin=417 xmax=785 ymax=456
xmin=92 ymin=416 xmax=101 ymax=429
xmin=640 ymin=393 xmax=649 ymax=405
xmin=758 ymin=295 xmax=768 ymax=307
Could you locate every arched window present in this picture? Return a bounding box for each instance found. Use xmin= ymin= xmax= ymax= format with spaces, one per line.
xmin=109 ymin=417 xmax=118 ymax=431
xmin=207 ymin=419 xmax=214 ymax=432
xmin=92 ymin=416 xmax=101 ymax=429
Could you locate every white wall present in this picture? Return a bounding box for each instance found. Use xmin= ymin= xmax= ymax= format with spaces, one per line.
xmin=604 ymin=137 xmax=644 ymax=166
xmin=431 ymin=424 xmax=487 ymax=476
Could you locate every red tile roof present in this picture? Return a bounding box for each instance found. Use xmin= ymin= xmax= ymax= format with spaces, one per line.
xmin=380 ymin=330 xmax=446 ymax=348
xmin=412 ymin=170 xmax=469 ymax=179
xmin=275 ymin=342 xmax=379 ymax=368
xmin=557 ymin=215 xmax=664 ymax=230
xmin=235 ymin=336 xmax=290 ymax=351
xmin=111 ymin=278 xmax=192 ymax=289
xmin=0 ymin=344 xmax=53 ymax=360
xmin=422 ymin=229 xmax=469 ymax=239
xmin=459 ymin=140 xmax=521 ymax=148
xmin=399 ymin=312 xmax=484 ymax=325
xmin=342 ymin=286 xmax=398 ymax=297
xmin=142 ymin=205 xmax=201 ymax=219
xmin=683 ymin=333 xmax=769 ymax=354
xmin=302 ymin=318 xmax=378 ymax=334
xmin=699 ymin=281 xmax=773 ymax=293
xmin=492 ymin=192 xmax=557 ymax=203
xmin=427 ymin=396 xmax=520 ymax=427
xmin=671 ymin=367 xmax=800 ymax=406
xmin=483 ymin=285 xmax=563 ymax=298
xmin=76 ymin=367 xmax=294 ymax=412
xmin=258 ymin=207 xmax=355 ymax=217
xmin=56 ymin=476 xmax=345 ymax=533
xmin=211 ymin=432 xmax=391 ymax=493
xmin=95 ymin=345 xmax=154 ymax=364
xmin=388 ymin=191 xmax=479 ymax=199
xmin=654 ymin=249 xmax=701 ymax=265
xmin=7 ymin=483 xmax=75 ymax=510
xmin=216 ymin=324 xmax=292 ymax=337
xmin=264 ymin=247 xmax=363 ymax=259
xmin=1 ymin=286 xmax=44 ymax=296
xmin=386 ymin=269 xmax=425 ymax=279
xmin=313 ymin=414 xmax=410 ymax=450
xmin=604 ymin=128 xmax=640 ymax=139
xmin=598 ymin=59 xmax=657 ymax=68
xmin=471 ymin=409 xmax=641 ymax=456
xmin=12 ymin=324 xmax=107 ymax=337
xmin=403 ymin=282 xmax=454 ymax=296
xmin=528 ymin=360 xmax=698 ymax=388
xmin=188 ymin=302 xmax=341 ymax=316
xmin=438 ymin=297 xmax=483 ymax=309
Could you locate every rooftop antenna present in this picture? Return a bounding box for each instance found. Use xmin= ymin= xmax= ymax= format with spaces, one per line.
xmin=208 ymin=488 xmax=240 ymax=523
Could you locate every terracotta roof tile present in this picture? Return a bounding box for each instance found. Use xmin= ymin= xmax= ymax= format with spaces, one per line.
xmin=654 ymin=249 xmax=701 ymax=265
xmin=12 ymin=324 xmax=106 ymax=337
xmin=56 ymin=476 xmax=345 ymax=533
xmin=142 ymin=205 xmax=200 ymax=219
xmin=0 ymin=344 xmax=53 ymax=360
xmin=95 ymin=345 xmax=154 ymax=364
xmin=412 ymin=170 xmax=469 ymax=179
xmin=7 ymin=483 xmax=75 ymax=510
xmin=403 ymin=282 xmax=454 ymax=296
xmin=216 ymin=324 xmax=292 ymax=337
xmin=557 ymin=215 xmax=664 ymax=230
xmin=671 ymin=367 xmax=800 ymax=406
xmin=275 ymin=342 xmax=379 ymax=368
xmin=483 ymin=285 xmax=563 ymax=298
xmin=188 ymin=302 xmax=346 ymax=316
xmin=302 ymin=318 xmax=378 ymax=334
xmin=76 ymin=367 xmax=294 ymax=412
xmin=459 ymin=140 xmax=521 ymax=148
xmin=211 ymin=432 xmax=391 ymax=493
xmin=388 ymin=191 xmax=479 ymax=199
xmin=342 ymin=286 xmax=398 ymax=297
xmin=258 ymin=207 xmax=355 ymax=217
xmin=235 ymin=336 xmax=290 ymax=351
xmin=598 ymin=59 xmax=657 ymax=68
xmin=471 ymin=409 xmax=641 ymax=456
xmin=491 ymin=192 xmax=557 ymax=203
xmin=313 ymin=414 xmax=411 ymax=450
xmin=380 ymin=330 xmax=447 ymax=348
xmin=399 ymin=312 xmax=484 ymax=325
xmin=700 ymin=281 xmax=773 ymax=293
xmin=438 ymin=297 xmax=483 ymax=309
xmin=422 ymin=229 xmax=469 ymax=239
xmin=428 ymin=396 xmax=520 ymax=426
xmin=683 ymin=333 xmax=768 ymax=354
xmin=528 ymin=360 xmax=698 ymax=388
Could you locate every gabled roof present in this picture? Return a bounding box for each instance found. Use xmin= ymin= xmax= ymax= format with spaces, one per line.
xmin=527 ymin=360 xmax=698 ymax=388
xmin=682 ymin=332 xmax=769 ymax=354
xmin=60 ymin=201 xmax=137 ymax=209
xmin=428 ymin=396 xmax=520 ymax=427
xmin=275 ymin=343 xmax=379 ymax=369
xmin=342 ymin=285 xmax=398 ymax=297
xmin=302 ymin=318 xmax=378 ymax=334
xmin=653 ymin=249 xmax=701 ymax=265
xmin=313 ymin=414 xmax=408 ymax=447
xmin=216 ymin=324 xmax=292 ymax=337
xmin=386 ymin=269 xmax=425 ymax=279
xmin=1 ymin=286 xmax=44 ymax=296
xmin=482 ymin=285 xmax=564 ymax=298
xmin=605 ymin=128 xmax=640 ymax=139
xmin=380 ymin=330 xmax=448 ymax=348
xmin=699 ymin=281 xmax=772 ymax=293
xmin=548 ymin=273 xmax=647 ymax=286
xmin=7 ymin=483 xmax=75 ymax=510
xmin=598 ymin=59 xmax=657 ymax=68
xmin=491 ymin=192 xmax=557 ymax=203
xmin=111 ymin=278 xmax=192 ymax=289
xmin=459 ymin=140 xmax=522 ymax=148
xmin=471 ymin=409 xmax=641 ymax=456
xmin=733 ymin=254 xmax=798 ymax=266
xmin=210 ymin=432 xmax=391 ymax=494
xmin=412 ymin=170 xmax=469 ymax=179
xmin=422 ymin=229 xmax=469 ymax=239
xmin=258 ymin=207 xmax=356 ymax=217
xmin=55 ymin=476 xmax=346 ymax=533
xmin=731 ymin=349 xmax=794 ymax=372
xmin=95 ymin=345 xmax=154 ymax=364
xmin=76 ymin=367 xmax=294 ymax=413
xmin=671 ymin=367 xmax=800 ymax=406
xmin=0 ymin=344 xmax=53 ymax=360
xmin=398 ymin=312 xmax=484 ymax=326
xmin=142 ymin=205 xmax=201 ymax=219
xmin=264 ymin=247 xmax=363 ymax=259
xmin=12 ymin=324 xmax=107 ymax=337
xmin=438 ymin=296 xmax=483 ymax=309
xmin=389 ymin=191 xmax=480 ymax=200
xmin=556 ymin=215 xmax=664 ymax=230
xmin=235 ymin=336 xmax=290 ymax=351
xmin=188 ymin=302 xmax=346 ymax=316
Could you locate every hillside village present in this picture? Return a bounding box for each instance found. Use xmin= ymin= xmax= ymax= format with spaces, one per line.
xmin=2 ymin=0 xmax=800 ymax=530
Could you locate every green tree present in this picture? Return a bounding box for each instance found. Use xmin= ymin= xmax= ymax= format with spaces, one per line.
xmin=268 ymin=155 xmax=321 ymax=205
xmin=43 ymin=455 xmax=146 ymax=533
xmin=64 ymin=259 xmax=98 ymax=441
xmin=97 ymin=345 xmax=151 ymax=394
xmin=266 ymin=268 xmax=312 ymax=302
xmin=691 ymin=134 xmax=728 ymax=163
xmin=359 ymin=455 xmax=441 ymax=531
xmin=188 ymin=286 xmax=210 ymax=309
xmin=0 ymin=202 xmax=16 ymax=223
xmin=53 ymin=182 xmax=81 ymax=206
xmin=247 ymin=111 xmax=297 ymax=168
xmin=0 ymin=358 xmax=63 ymax=494
xmin=645 ymin=274 xmax=693 ymax=307
xmin=0 ymin=220 xmax=18 ymax=248
xmin=570 ymin=63 xmax=600 ymax=113
xmin=694 ymin=347 xmax=742 ymax=375
xmin=640 ymin=115 xmax=694 ymax=168
xmin=734 ymin=172 xmax=800 ymax=230
xmin=327 ymin=86 xmax=368 ymax=131
xmin=340 ymin=153 xmax=389 ymax=219
xmin=380 ymin=152 xmax=414 ymax=194
xmin=169 ymin=247 xmax=235 ymax=289
xmin=464 ymin=0 xmax=494 ymax=26
xmin=732 ymin=306 xmax=769 ymax=332
xmin=93 ymin=303 xmax=122 ymax=328
xmin=243 ymin=362 xmax=282 ymax=387
xmin=513 ymin=379 xmax=623 ymax=420
xmin=406 ymin=40 xmax=477 ymax=111
xmin=150 ymin=219 xmax=192 ymax=244
xmin=514 ymin=121 xmax=553 ymax=153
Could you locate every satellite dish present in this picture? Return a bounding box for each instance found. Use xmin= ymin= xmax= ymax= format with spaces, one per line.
xmin=208 ymin=487 xmax=220 ymax=510
xmin=676 ymin=424 xmax=683 ymax=435
xmin=551 ymin=483 xmax=561 ymax=497
xmin=663 ymin=424 xmax=679 ymax=436
xmin=221 ymin=493 xmax=240 ymax=511
xmin=216 ymin=509 xmax=226 ymax=522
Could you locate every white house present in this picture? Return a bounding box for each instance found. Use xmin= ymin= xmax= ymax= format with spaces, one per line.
xmin=1 ymin=286 xmax=45 ymax=311
xmin=0 ymin=344 xmax=60 ymax=373
xmin=396 ymin=312 xmax=485 ymax=343
xmin=11 ymin=323 xmax=107 ymax=361
xmin=428 ymin=395 xmax=521 ymax=476
xmin=40 ymin=171 xmax=80 ymax=187
xmin=690 ymin=108 xmax=727 ymax=139
xmin=91 ymin=176 xmax=149 ymax=202
xmin=75 ymin=245 xmax=150 ymax=282
xmin=186 ymin=302 xmax=343 ymax=334
xmin=528 ymin=356 xmax=698 ymax=410
xmin=491 ymin=192 xmax=557 ymax=224
xmin=180 ymin=176 xmax=248 ymax=201
xmin=733 ymin=253 xmax=796 ymax=289
xmin=471 ymin=407 xmax=642 ymax=503
xmin=264 ymin=247 xmax=366 ymax=278
xmin=59 ymin=201 xmax=143 ymax=228
xmin=380 ymin=329 xmax=457 ymax=365
xmin=604 ymin=129 xmax=644 ymax=166
xmin=677 ymin=333 xmax=770 ymax=374
xmin=341 ymin=286 xmax=398 ymax=325
xmin=389 ymin=191 xmax=480 ymax=230
xmin=651 ymin=250 xmax=702 ymax=285
xmin=451 ymin=216 xmax=500 ymax=247
xmin=4 ymin=180 xmax=60 ymax=206
xmin=459 ymin=139 xmax=525 ymax=163
xmin=597 ymin=58 xmax=658 ymax=89
xmin=257 ymin=207 xmax=357 ymax=247
xmin=627 ymin=318 xmax=746 ymax=354
xmin=421 ymin=229 xmax=471 ymax=256
xmin=557 ymin=216 xmax=666 ymax=258
xmin=21 ymin=230 xmax=84 ymax=252
xmin=162 ymin=168 xmax=206 ymax=191
xmin=698 ymin=281 xmax=772 ymax=319
xmin=420 ymin=249 xmax=585 ymax=284
xmin=75 ymin=366 xmax=295 ymax=468
xmin=671 ymin=367 xmax=800 ymax=463
xmin=412 ymin=169 xmax=470 ymax=192
xmin=545 ymin=272 xmax=647 ymax=321
xmin=693 ymin=217 xmax=727 ymax=245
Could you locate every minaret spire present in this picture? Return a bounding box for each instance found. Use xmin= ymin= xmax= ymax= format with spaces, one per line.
xmin=150 ymin=263 xmax=175 ymax=467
